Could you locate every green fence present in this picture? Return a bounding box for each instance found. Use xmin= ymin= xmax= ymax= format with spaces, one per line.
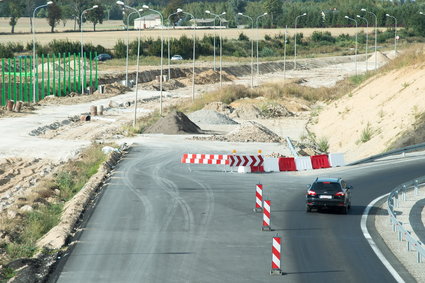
xmin=0 ymin=52 xmax=98 ymax=106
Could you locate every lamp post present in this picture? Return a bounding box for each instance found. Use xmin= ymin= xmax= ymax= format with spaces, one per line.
xmin=421 ymin=12 xmax=425 ymax=16
xmin=178 ymin=9 xmax=196 ymax=101
xmin=255 ymin=12 xmax=268 ymax=76
xmin=294 ymin=12 xmax=307 ymax=70
xmin=117 ymin=1 xmax=141 ymax=127
xmin=361 ymin=8 xmax=377 ymax=69
xmin=386 ymin=14 xmax=397 ymax=54
xmin=205 ymin=10 xmax=226 ymax=86
xmin=167 ymin=10 xmax=181 ymax=80
xmin=357 ymin=15 xmax=368 ymax=72
xmin=345 ymin=16 xmax=358 ymax=76
xmin=143 ymin=5 xmax=165 ymax=115
xmin=237 ymin=13 xmax=254 ymax=88
xmin=125 ymin=10 xmax=140 ymax=88
xmin=32 ymin=1 xmax=53 ymax=103
xmin=81 ymin=5 xmax=98 ymax=95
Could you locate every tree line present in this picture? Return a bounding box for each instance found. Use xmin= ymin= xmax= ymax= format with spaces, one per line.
xmin=1 ymin=0 xmax=425 ymax=35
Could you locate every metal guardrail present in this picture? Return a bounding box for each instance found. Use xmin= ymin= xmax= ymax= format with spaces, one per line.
xmin=387 ymin=178 xmax=425 ymax=263
xmin=349 ymin=142 xmax=425 ymax=165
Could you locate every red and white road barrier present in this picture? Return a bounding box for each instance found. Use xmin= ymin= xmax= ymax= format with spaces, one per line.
xmin=230 ymin=155 xmax=264 ymax=167
xmin=271 ymin=235 xmax=283 ymax=275
xmin=182 ymin=154 xmax=231 ymax=160
xmin=262 ymin=200 xmax=271 ymax=231
xmin=181 ymin=158 xmax=230 ymax=165
xmin=254 ymin=184 xmax=263 ymax=212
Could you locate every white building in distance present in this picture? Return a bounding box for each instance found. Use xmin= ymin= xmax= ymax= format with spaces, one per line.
xmin=134 ymin=14 xmax=161 ymax=29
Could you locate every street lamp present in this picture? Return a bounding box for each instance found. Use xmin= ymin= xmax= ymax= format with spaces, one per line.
xmin=177 ymin=9 xmax=196 ymax=101
xmin=345 ymin=16 xmax=358 ymax=76
xmin=386 ymin=14 xmax=397 ymax=54
xmin=205 ymin=10 xmax=226 ymax=83
xmin=255 ymin=12 xmax=268 ymax=76
xmin=237 ymin=12 xmax=254 ymax=88
xmin=125 ymin=10 xmax=142 ymax=88
xmin=294 ymin=12 xmax=307 ymax=70
xmin=81 ymin=5 xmax=98 ymax=95
xmin=420 ymin=12 xmax=425 ymax=16
xmin=357 ymin=15 xmax=368 ymax=72
xmin=117 ymin=1 xmax=141 ymax=127
xmin=143 ymin=5 xmax=165 ymax=115
xmin=32 ymin=1 xmax=53 ymax=103
xmin=167 ymin=10 xmax=181 ymax=80
xmin=361 ymin=8 xmax=377 ymax=70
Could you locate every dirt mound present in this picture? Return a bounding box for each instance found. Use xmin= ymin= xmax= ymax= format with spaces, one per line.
xmin=179 ymin=70 xmax=237 ymax=85
xmin=367 ymin=51 xmax=390 ymax=64
xmin=225 ymin=121 xmax=282 ymax=142
xmin=193 ymin=121 xmax=282 ymax=143
xmin=143 ymin=79 xmax=186 ymax=91
xmin=229 ymin=104 xmax=262 ymax=119
xmin=98 ymin=82 xmax=129 ymax=95
xmin=203 ymin=102 xmax=234 ymax=115
xmin=144 ymin=110 xmax=201 ymax=135
xmin=188 ymin=110 xmax=238 ymax=125
xmin=259 ymin=103 xmax=294 ymax=118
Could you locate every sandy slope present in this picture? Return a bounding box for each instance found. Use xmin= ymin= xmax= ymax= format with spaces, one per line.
xmin=311 ymin=50 xmax=425 ymax=162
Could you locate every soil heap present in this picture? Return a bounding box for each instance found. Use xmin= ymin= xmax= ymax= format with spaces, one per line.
xmin=188 ymin=110 xmax=238 ymax=125
xmin=259 ymin=103 xmax=294 ymax=118
xmin=203 ymin=102 xmax=234 ymax=115
xmin=144 ymin=110 xmax=201 ymax=135
xmin=193 ymin=121 xmax=282 ymax=143
xmin=230 ymin=104 xmax=262 ymax=119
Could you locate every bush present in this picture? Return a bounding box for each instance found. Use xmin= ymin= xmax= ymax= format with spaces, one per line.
xmin=311 ymin=31 xmax=335 ymax=43
xmin=260 ymin=47 xmax=275 ymax=57
xmin=0 ymin=44 xmax=14 ymax=58
xmin=238 ymin=32 xmax=249 ymax=41
xmin=113 ymin=39 xmax=127 ymax=58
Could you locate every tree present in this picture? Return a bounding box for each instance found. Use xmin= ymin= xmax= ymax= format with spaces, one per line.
xmin=229 ymin=0 xmax=246 ymax=14
xmin=71 ymin=0 xmax=91 ymax=30
xmin=47 ymin=2 xmax=62 ymax=33
xmin=8 ymin=2 xmax=24 ymax=34
xmin=86 ymin=4 xmax=105 ymax=31
xmin=262 ymin=0 xmax=282 ymax=27
xmin=165 ymin=0 xmax=184 ymax=24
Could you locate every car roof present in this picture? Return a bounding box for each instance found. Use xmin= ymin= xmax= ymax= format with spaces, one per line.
xmin=315 ymin=177 xmax=341 ymax=183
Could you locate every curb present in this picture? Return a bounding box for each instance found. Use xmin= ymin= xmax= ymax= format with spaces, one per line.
xmin=6 ymin=144 xmax=129 ymax=283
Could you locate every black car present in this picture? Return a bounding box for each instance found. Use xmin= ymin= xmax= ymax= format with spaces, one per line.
xmin=306 ymin=177 xmax=353 ymax=214
xmin=94 ymin=53 xmax=112 ymax=61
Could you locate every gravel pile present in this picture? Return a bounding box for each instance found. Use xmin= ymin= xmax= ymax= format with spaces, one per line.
xmin=259 ymin=103 xmax=294 ymax=118
xmin=188 ymin=110 xmax=238 ymax=125
xmin=144 ymin=110 xmax=201 ymax=135
xmin=193 ymin=121 xmax=282 ymax=143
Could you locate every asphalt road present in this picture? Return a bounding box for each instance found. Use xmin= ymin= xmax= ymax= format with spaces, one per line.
xmin=50 ymin=141 xmax=425 ymax=283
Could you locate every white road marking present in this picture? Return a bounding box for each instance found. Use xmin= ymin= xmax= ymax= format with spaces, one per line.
xmin=361 ymin=193 xmax=405 ymax=283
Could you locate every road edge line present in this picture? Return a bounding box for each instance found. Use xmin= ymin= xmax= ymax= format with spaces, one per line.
xmin=361 ymin=193 xmax=405 ymax=283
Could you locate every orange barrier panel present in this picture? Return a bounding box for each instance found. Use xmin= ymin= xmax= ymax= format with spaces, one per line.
xmin=278 ymin=157 xmax=296 ymax=171
xmin=310 ymin=155 xmax=330 ymax=169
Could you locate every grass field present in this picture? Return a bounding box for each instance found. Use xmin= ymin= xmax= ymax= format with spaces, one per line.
xmin=0 ymin=18 xmax=382 ymax=49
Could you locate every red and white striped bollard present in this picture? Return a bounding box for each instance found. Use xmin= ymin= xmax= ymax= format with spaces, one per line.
xmin=254 ymin=184 xmax=263 ymax=212
xmin=262 ymin=199 xmax=271 ymax=231
xmin=270 ymin=234 xmax=283 ymax=275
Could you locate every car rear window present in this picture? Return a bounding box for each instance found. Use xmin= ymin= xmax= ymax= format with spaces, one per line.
xmin=312 ymin=182 xmax=342 ymax=193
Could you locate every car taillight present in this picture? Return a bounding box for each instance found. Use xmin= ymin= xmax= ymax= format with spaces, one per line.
xmin=307 ymin=191 xmax=317 ymax=196
xmin=335 ymin=192 xmax=345 ymax=197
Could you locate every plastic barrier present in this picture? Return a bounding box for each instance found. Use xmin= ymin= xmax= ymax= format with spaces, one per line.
xmin=251 ymin=166 xmax=265 ymax=173
xmin=310 ymin=155 xmax=331 ymax=169
xmin=278 ymin=157 xmax=296 ymax=171
xmin=263 ymin=157 xmax=280 ymax=172
xmin=238 ymin=166 xmax=251 ymax=173
xmin=295 ymin=156 xmax=313 ymax=171
xmin=329 ymin=153 xmax=345 ymax=167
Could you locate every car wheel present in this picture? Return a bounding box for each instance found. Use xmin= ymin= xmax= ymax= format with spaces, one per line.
xmin=306 ymin=206 xmax=312 ymax=213
xmin=341 ymin=206 xmax=348 ymax=214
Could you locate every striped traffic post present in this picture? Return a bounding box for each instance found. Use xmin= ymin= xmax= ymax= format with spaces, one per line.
xmin=254 ymin=184 xmax=263 ymax=212
xmin=270 ymin=234 xmax=283 ymax=275
xmin=262 ymin=199 xmax=271 ymax=231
